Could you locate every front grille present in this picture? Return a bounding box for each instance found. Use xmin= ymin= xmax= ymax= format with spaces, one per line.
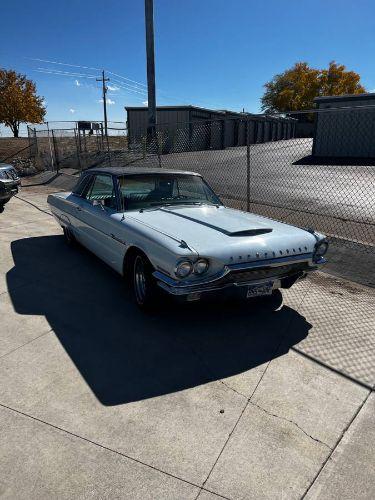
xmin=221 ymin=262 xmax=309 ymax=285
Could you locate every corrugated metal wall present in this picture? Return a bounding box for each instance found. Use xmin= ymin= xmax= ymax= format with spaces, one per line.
xmin=126 ymin=107 xmax=296 ymax=153
xmin=314 ymin=100 xmax=375 ymax=157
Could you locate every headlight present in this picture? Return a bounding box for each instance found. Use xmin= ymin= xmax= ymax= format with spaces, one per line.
xmin=175 ymin=260 xmax=193 ymax=278
xmin=315 ymin=240 xmax=329 ymax=257
xmin=194 ymin=258 xmax=209 ymax=275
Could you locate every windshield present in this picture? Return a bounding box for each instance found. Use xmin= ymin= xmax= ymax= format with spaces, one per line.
xmin=118 ymin=173 xmax=222 ymax=211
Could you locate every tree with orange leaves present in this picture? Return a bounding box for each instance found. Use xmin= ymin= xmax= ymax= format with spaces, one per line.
xmin=0 ymin=68 xmax=46 ymax=137
xmin=261 ymin=61 xmax=365 ymax=113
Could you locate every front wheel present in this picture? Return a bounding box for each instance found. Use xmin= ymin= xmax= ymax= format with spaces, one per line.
xmin=132 ymin=253 xmax=158 ymax=310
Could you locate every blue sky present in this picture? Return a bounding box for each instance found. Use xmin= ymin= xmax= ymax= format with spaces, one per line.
xmin=1 ymin=0 xmax=375 ymax=132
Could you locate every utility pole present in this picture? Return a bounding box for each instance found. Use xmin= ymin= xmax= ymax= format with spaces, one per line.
xmin=145 ymin=0 xmax=157 ymax=136
xmin=96 ymin=70 xmax=110 ymax=136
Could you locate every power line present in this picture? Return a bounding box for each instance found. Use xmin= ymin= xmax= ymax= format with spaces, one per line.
xmin=29 ymin=57 xmax=101 ymax=72
xmin=106 ymin=70 xmax=147 ymax=89
xmin=109 ymin=77 xmax=148 ymax=93
xmin=109 ymin=79 xmax=148 ymax=96
xmin=35 ymin=68 xmax=98 ymax=79
xmin=35 ymin=68 xmax=148 ymax=100
xmin=30 ymin=57 xmax=225 ymax=109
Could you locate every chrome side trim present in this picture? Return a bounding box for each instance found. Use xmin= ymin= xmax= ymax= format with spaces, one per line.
xmin=110 ymin=233 xmax=126 ymax=245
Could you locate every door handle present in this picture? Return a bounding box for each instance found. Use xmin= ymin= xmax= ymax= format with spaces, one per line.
xmin=75 ymin=206 xmax=82 ymax=212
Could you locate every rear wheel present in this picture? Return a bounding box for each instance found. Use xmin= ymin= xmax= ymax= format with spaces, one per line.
xmin=132 ymin=253 xmax=158 ymax=310
xmin=0 ymin=205 xmax=4 ymax=213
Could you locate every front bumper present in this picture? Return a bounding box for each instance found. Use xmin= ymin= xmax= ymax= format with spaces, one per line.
xmin=0 ymin=184 xmax=19 ymax=203
xmin=153 ymin=253 xmax=326 ymax=299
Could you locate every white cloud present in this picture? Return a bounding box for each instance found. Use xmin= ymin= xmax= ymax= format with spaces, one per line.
xmin=75 ymin=80 xmax=81 ymax=87
xmin=107 ymin=84 xmax=119 ymax=91
xmin=69 ymin=108 xmax=75 ymax=114
xmin=142 ymin=100 xmax=148 ymax=106
xmin=98 ymin=98 xmax=115 ymax=105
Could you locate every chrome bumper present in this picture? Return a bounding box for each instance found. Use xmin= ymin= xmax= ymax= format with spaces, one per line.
xmin=153 ymin=254 xmax=326 ymax=297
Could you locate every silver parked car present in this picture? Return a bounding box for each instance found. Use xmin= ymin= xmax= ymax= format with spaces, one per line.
xmin=0 ymin=163 xmax=21 ymax=213
xmin=47 ymin=168 xmax=328 ymax=309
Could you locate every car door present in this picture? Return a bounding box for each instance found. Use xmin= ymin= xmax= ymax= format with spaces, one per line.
xmin=64 ymin=173 xmax=94 ymax=242
xmin=75 ymin=173 xmax=124 ymax=270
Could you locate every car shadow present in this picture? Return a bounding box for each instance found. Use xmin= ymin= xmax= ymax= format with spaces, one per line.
xmin=6 ymin=235 xmax=311 ymax=406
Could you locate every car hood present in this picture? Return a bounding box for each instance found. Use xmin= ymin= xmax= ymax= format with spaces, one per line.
xmin=126 ymin=205 xmax=318 ymax=263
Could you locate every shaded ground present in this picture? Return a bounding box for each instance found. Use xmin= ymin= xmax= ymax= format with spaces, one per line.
xmin=0 ymin=189 xmax=374 ymax=499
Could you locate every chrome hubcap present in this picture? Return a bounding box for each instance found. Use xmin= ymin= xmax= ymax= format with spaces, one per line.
xmin=134 ymin=256 xmax=147 ymax=304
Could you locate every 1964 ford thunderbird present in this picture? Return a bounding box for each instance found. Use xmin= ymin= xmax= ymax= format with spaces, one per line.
xmin=47 ymin=167 xmax=328 ymax=309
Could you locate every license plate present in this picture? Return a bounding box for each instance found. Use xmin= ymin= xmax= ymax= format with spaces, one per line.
xmin=246 ymin=282 xmax=273 ymax=298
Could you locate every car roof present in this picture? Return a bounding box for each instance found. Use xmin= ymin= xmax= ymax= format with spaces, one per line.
xmin=85 ymin=167 xmax=202 ymax=177
xmin=0 ymin=163 xmax=14 ymax=171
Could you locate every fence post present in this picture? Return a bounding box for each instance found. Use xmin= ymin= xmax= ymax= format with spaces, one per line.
xmin=246 ymin=118 xmax=251 ymax=212
xmin=74 ymin=129 xmax=82 ymax=171
xmin=51 ymin=130 xmax=60 ymax=174
xmin=46 ymin=122 xmax=55 ymax=171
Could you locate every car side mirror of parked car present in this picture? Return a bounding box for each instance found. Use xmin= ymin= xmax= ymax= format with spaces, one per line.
xmin=92 ymin=199 xmax=105 ymax=209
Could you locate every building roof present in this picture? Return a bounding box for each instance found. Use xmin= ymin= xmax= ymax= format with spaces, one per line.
xmin=125 ymin=105 xmax=252 ymax=117
xmin=86 ymin=167 xmax=202 ymax=177
xmin=125 ymin=105 xmax=225 ymax=113
xmin=314 ymin=92 xmax=375 ymax=103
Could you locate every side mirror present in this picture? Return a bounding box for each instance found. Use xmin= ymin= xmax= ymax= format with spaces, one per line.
xmin=92 ymin=199 xmax=105 ymax=209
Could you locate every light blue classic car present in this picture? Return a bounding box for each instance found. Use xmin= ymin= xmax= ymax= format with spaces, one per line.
xmin=47 ymin=167 xmax=328 ymax=309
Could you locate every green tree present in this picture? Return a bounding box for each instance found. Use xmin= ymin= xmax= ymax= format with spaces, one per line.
xmin=0 ymin=68 xmax=46 ymax=137
xmin=261 ymin=61 xmax=366 ymax=113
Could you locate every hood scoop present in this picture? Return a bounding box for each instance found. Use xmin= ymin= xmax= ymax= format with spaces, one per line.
xmin=160 ymin=208 xmax=273 ymax=237
xmin=229 ymin=228 xmax=273 ymax=237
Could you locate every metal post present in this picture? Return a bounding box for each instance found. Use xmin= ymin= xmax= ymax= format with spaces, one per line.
xmin=51 ymin=130 xmax=60 ymax=173
xmin=145 ymin=0 xmax=157 ymax=136
xmin=46 ymin=122 xmax=55 ymax=171
xmin=96 ymin=70 xmax=109 ymax=137
xmin=100 ymin=123 xmax=104 ymax=150
xmin=246 ymin=119 xmax=251 ymax=212
xmin=74 ymin=128 xmax=82 ymax=171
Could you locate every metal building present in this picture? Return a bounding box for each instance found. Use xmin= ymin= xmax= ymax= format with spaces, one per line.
xmin=125 ymin=105 xmax=296 ymax=153
xmin=313 ymin=93 xmax=375 ymax=157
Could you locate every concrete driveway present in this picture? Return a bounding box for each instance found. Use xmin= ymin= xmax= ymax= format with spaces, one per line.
xmin=0 ymin=185 xmax=374 ymax=499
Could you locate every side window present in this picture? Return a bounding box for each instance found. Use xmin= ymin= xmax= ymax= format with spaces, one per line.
xmin=72 ymin=174 xmax=92 ymax=196
xmin=85 ymin=174 xmax=117 ymax=209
